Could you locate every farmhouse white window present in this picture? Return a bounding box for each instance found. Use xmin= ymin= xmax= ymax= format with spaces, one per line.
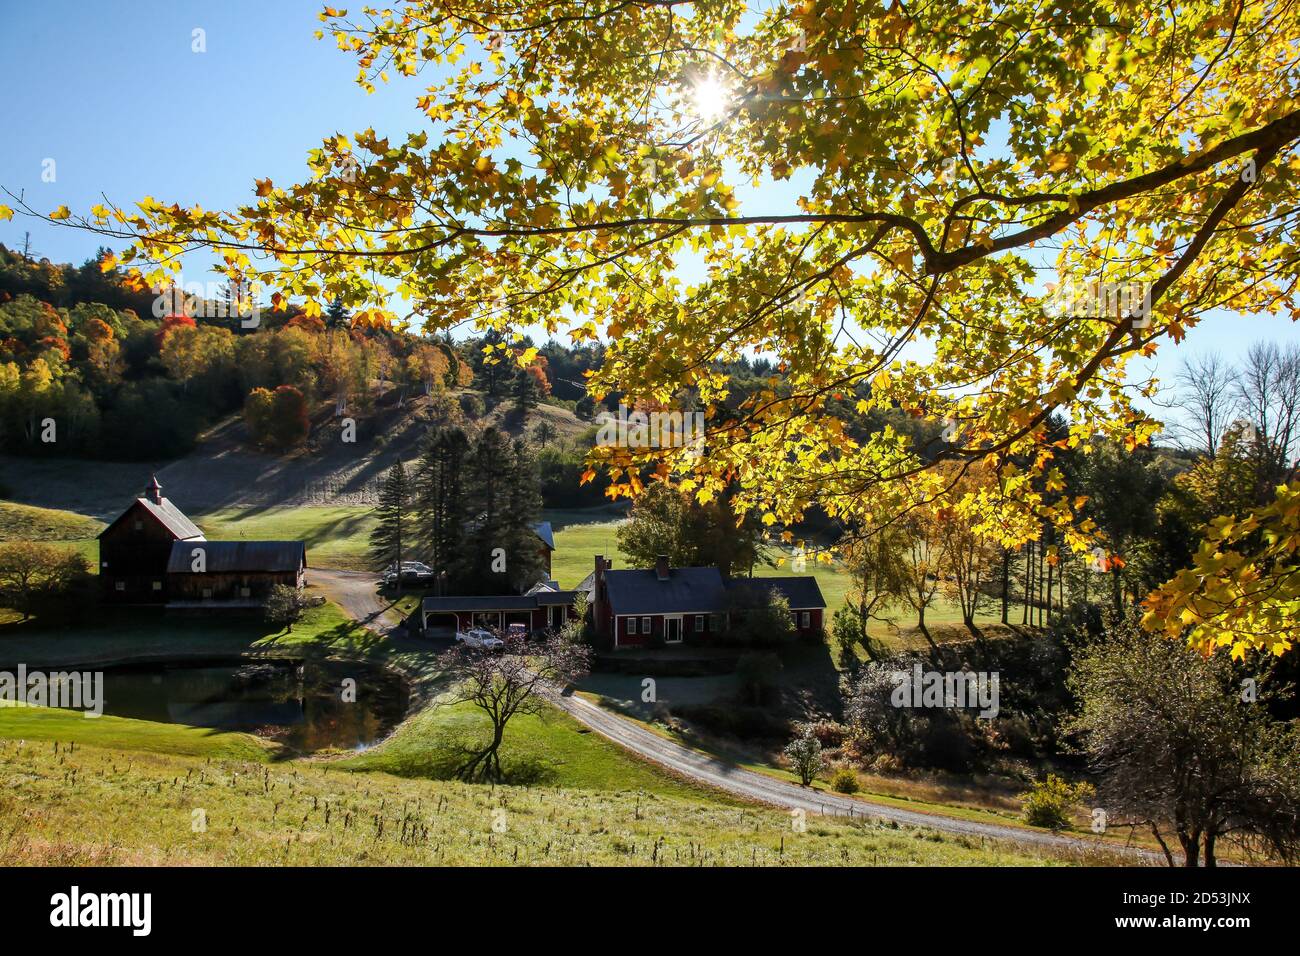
xmin=641 ymin=616 xmax=652 ymax=634
xmin=800 ymin=611 xmax=811 ymax=628
xmin=627 ymin=617 xmax=637 ymax=635
xmin=695 ymin=615 xmax=705 ymax=632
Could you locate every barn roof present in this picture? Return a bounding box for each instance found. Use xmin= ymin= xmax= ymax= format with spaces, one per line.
xmin=167 ymin=540 xmax=306 ymax=574
xmin=99 ymin=477 xmax=205 ymax=542
xmin=139 ymin=497 xmax=205 ymax=541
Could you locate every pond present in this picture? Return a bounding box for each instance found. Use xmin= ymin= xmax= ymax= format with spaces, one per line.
xmin=85 ymin=658 xmax=408 ymax=752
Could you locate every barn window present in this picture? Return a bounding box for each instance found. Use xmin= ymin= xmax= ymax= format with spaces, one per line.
xmin=240 ymin=587 xmax=251 ymax=598
xmin=202 ymin=588 xmax=213 ymax=599
xmin=115 ymin=581 xmax=125 ymax=591
xmin=152 ymin=581 xmax=162 ymax=591
xmin=627 ymin=617 xmax=637 ymax=635
xmin=133 ymin=520 xmax=143 ymax=530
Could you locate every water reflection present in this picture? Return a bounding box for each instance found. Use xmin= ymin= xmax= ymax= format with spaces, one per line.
xmin=79 ymin=658 xmax=407 ymax=752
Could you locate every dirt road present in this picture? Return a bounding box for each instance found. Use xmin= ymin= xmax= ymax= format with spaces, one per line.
xmin=312 ymin=569 xmax=1155 ymax=861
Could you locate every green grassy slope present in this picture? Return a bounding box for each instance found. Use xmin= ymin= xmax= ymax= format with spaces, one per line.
xmin=0 ymin=735 xmax=1066 ymax=866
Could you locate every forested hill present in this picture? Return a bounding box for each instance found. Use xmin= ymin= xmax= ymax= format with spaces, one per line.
xmin=0 ymin=243 xmax=619 ymax=511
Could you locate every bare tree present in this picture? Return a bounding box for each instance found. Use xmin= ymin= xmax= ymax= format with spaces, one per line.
xmin=1172 ymin=352 xmax=1238 ymax=458
xmin=441 ymin=633 xmax=590 ymax=782
xmin=1235 ymin=341 xmax=1300 ymax=498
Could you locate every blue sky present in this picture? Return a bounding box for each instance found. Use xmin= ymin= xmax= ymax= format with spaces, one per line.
xmin=1 ymin=0 xmax=1295 ymax=433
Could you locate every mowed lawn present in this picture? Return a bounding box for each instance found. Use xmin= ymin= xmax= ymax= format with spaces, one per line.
xmin=194 ymin=506 xmax=378 ymax=571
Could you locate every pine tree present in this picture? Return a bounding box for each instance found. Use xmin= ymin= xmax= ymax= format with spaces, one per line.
xmin=456 ymin=427 xmax=514 ymax=592
xmin=369 ymin=460 xmax=411 ymax=585
xmin=325 ymin=295 xmax=350 ymax=329
xmin=412 ymin=426 xmax=469 ymax=583
xmin=502 ymin=436 xmax=546 ymax=588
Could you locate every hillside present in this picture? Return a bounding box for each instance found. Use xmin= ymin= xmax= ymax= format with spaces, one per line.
xmin=0 ymin=725 xmax=1065 ymax=867
xmin=0 ymin=390 xmax=591 ymax=518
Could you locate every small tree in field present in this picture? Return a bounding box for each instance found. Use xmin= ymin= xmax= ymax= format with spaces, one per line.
xmin=784 ymin=724 xmax=824 ymax=786
xmin=0 ymin=542 xmax=89 ymax=620
xmin=442 ymin=633 xmax=590 ymax=782
xmin=264 ymin=584 xmax=306 ymax=632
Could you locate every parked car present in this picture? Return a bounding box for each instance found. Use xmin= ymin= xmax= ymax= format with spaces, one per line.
xmin=455 ymin=628 xmax=505 ymax=651
xmin=382 ymin=561 xmax=436 ymax=586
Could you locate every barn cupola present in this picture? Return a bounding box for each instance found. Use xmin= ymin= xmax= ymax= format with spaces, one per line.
xmin=145 ymin=475 xmax=163 ymax=504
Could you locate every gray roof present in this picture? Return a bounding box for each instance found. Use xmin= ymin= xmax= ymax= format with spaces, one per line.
xmin=726 ymin=576 xmax=826 ymax=610
xmin=101 ymin=497 xmax=205 ymax=542
xmin=533 ymin=521 xmax=555 ymax=551
xmin=533 ymin=589 xmax=582 ymax=606
xmin=422 ymin=591 xmax=580 ymax=613
xmin=603 ymin=566 xmax=729 ymax=616
xmin=167 ymin=540 xmax=305 ymax=574
xmin=423 ymin=595 xmax=546 ymax=612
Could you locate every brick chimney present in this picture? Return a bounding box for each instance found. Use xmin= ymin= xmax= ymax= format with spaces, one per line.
xmin=593 ymin=555 xmax=607 ymax=637
xmin=655 ymin=554 xmax=670 ymax=581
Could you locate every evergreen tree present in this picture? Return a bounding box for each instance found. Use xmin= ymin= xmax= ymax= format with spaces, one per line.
xmin=369 ymin=460 xmax=411 ymax=584
xmin=325 ymin=295 xmax=350 ymax=329
xmin=503 ymin=436 xmax=546 ymax=588
xmin=412 ymin=426 xmax=469 ymax=583
xmin=455 ymin=427 xmax=514 ymax=592
xmin=451 ymin=429 xmax=546 ymax=593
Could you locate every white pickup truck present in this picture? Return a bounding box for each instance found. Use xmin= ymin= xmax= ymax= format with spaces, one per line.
xmin=454 ymin=628 xmax=505 ymax=651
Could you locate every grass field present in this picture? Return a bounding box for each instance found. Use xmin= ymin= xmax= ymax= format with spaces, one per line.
xmin=0 ymin=501 xmax=103 ymax=541
xmin=0 ymin=733 xmax=1068 ymax=866
xmin=342 ymin=698 xmax=717 ymax=799
xmin=194 ymin=506 xmax=378 ymax=571
xmin=0 ymin=702 xmax=273 ymax=762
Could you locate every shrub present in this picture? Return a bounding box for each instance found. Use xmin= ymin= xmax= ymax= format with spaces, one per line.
xmin=1021 ymin=774 xmax=1095 ymax=830
xmin=830 ymin=766 xmax=860 ymax=794
xmin=783 ymin=724 xmax=824 ymax=786
xmin=459 ymin=392 xmax=485 ymax=419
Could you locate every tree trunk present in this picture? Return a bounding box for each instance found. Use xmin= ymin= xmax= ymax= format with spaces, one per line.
xmin=917 ymin=605 xmax=938 ymax=650
xmin=1000 ymin=549 xmax=1010 ymax=625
